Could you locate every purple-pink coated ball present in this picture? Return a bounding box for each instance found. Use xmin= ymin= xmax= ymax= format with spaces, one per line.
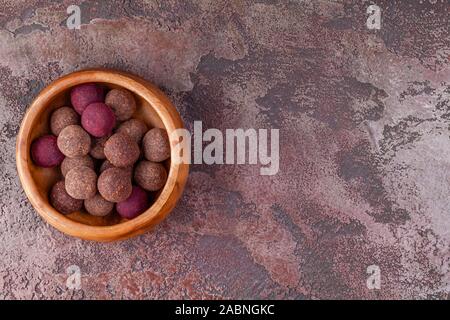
xmin=70 ymin=83 xmax=104 ymax=115
xmin=81 ymin=102 xmax=116 ymax=138
xmin=116 ymin=186 xmax=150 ymax=219
xmin=31 ymin=135 xmax=65 ymax=167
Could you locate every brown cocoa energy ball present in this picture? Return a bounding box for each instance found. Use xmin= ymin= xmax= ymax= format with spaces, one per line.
xmin=50 ymin=106 xmax=79 ymax=136
xmin=143 ymin=128 xmax=170 ymax=162
xmin=134 ymin=161 xmax=167 ymax=191
xmin=50 ymin=180 xmax=83 ymax=214
xmin=116 ymin=119 xmax=147 ymax=144
xmin=99 ymin=159 xmax=115 ymax=173
xmin=84 ymin=193 xmax=114 ymax=217
xmin=100 ymin=159 xmax=133 ymax=176
xmin=61 ymin=155 xmax=95 ymax=177
xmin=105 ymin=88 xmax=136 ymax=121
xmin=57 ymin=125 xmax=91 ymax=158
xmin=89 ymin=135 xmax=110 ymax=159
xmin=65 ymin=166 xmax=97 ymax=200
xmin=104 ymin=133 xmax=140 ymax=167
xmin=98 ymin=168 xmax=132 ymax=202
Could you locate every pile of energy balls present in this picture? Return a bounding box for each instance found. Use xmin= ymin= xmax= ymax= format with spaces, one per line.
xmin=30 ymin=83 xmax=170 ymax=220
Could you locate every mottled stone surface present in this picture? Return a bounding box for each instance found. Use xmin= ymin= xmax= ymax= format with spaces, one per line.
xmin=1 ymin=0 xmax=450 ymax=299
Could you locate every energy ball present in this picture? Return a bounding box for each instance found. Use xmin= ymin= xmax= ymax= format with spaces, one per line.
xmin=116 ymin=186 xmax=149 ymax=219
xmin=50 ymin=106 xmax=79 ymax=136
xmin=105 ymin=88 xmax=136 ymax=121
xmin=99 ymin=159 xmax=115 ymax=173
xmin=134 ymin=161 xmax=167 ymax=191
xmin=104 ymin=133 xmax=140 ymax=167
xmin=100 ymin=159 xmax=133 ymax=176
xmin=60 ymin=155 xmax=94 ymax=177
xmin=71 ymin=83 xmax=104 ymax=115
xmin=81 ymin=102 xmax=116 ymax=138
xmin=89 ymin=135 xmax=109 ymax=159
xmin=143 ymin=128 xmax=170 ymax=162
xmin=65 ymin=166 xmax=97 ymax=200
xmin=31 ymin=135 xmax=64 ymax=168
xmin=57 ymin=125 xmax=91 ymax=158
xmin=98 ymin=168 xmax=132 ymax=202
xmin=50 ymin=180 xmax=83 ymax=214
xmin=116 ymin=119 xmax=147 ymax=144
xmin=84 ymin=193 xmax=114 ymax=217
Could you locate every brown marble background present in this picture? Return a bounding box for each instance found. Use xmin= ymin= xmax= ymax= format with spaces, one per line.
xmin=0 ymin=0 xmax=450 ymax=299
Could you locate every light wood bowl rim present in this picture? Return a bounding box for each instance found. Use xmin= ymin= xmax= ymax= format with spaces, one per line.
xmin=16 ymin=69 xmax=189 ymax=242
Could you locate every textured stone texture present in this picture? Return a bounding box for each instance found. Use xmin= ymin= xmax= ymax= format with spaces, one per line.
xmin=1 ymin=0 xmax=450 ymax=299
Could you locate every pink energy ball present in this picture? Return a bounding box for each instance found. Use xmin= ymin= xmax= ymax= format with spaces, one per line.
xmin=70 ymin=83 xmax=104 ymax=115
xmin=81 ymin=102 xmax=116 ymax=137
xmin=31 ymin=135 xmax=64 ymax=168
xmin=116 ymin=186 xmax=149 ymax=219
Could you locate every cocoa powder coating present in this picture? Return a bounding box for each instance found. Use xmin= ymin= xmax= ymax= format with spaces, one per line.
xmin=50 ymin=180 xmax=83 ymax=214
xmin=134 ymin=160 xmax=168 ymax=191
xmin=90 ymin=135 xmax=110 ymax=159
xmin=57 ymin=125 xmax=91 ymax=158
xmin=65 ymin=166 xmax=97 ymax=200
xmin=100 ymin=159 xmax=133 ymax=176
xmin=98 ymin=168 xmax=132 ymax=202
xmin=60 ymin=155 xmax=94 ymax=177
xmin=105 ymin=88 xmax=136 ymax=121
xmin=50 ymin=106 xmax=79 ymax=136
xmin=104 ymin=133 xmax=140 ymax=167
xmin=84 ymin=193 xmax=114 ymax=216
xmin=116 ymin=119 xmax=147 ymax=144
xmin=142 ymin=128 xmax=170 ymax=162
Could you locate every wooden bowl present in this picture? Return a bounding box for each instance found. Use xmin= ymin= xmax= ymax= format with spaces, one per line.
xmin=16 ymin=69 xmax=189 ymax=241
